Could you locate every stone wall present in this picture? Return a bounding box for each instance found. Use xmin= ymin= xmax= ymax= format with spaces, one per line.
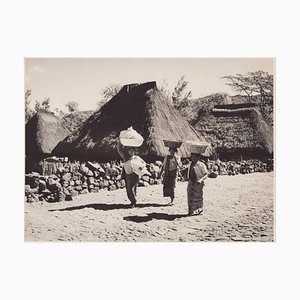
xmin=25 ymin=158 xmax=274 ymax=203
xmin=25 ymin=161 xmax=163 ymax=203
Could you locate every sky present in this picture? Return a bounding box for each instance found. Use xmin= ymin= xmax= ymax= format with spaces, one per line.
xmin=25 ymin=58 xmax=274 ymax=112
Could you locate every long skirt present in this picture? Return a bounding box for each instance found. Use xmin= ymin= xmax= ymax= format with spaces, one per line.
xmin=187 ymin=181 xmax=204 ymax=215
xmin=124 ymin=172 xmax=139 ymax=204
xmin=163 ymin=170 xmax=177 ymax=198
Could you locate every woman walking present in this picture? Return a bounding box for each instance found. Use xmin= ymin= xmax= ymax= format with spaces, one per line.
xmin=117 ymin=139 xmax=146 ymax=208
xmin=160 ymin=147 xmax=182 ymax=206
xmin=187 ymin=153 xmax=208 ymax=215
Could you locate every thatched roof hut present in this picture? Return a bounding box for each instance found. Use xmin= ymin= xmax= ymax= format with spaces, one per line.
xmin=53 ymin=81 xmax=208 ymax=161
xmin=194 ymin=103 xmax=273 ymax=159
xmin=26 ymin=111 xmax=70 ymax=160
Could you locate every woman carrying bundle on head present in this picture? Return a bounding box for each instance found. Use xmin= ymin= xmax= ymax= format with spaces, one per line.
xmin=186 ymin=142 xmax=210 ymax=216
xmin=117 ymin=127 xmax=147 ymax=208
xmin=160 ymin=141 xmax=182 ymax=206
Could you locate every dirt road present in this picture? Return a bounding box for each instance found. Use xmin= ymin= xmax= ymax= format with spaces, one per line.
xmin=25 ymin=172 xmax=274 ymax=242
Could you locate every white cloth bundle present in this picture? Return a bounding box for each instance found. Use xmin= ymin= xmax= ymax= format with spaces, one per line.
xmin=119 ymin=126 xmax=144 ymax=147
xmin=124 ymin=155 xmax=150 ymax=176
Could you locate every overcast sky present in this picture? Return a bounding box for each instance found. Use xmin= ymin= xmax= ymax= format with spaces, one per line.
xmin=25 ymin=58 xmax=274 ymax=112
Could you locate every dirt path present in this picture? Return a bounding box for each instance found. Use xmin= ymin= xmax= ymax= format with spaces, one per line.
xmin=24 ymin=172 xmax=274 ymax=242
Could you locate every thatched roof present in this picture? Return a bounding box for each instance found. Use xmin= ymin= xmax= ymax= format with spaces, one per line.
xmin=178 ymin=93 xmax=254 ymax=125
xmin=53 ymin=81 xmax=208 ymax=161
xmin=26 ymin=111 xmax=70 ymax=160
xmin=62 ymin=110 xmax=94 ymax=132
xmin=194 ymin=103 xmax=273 ymax=159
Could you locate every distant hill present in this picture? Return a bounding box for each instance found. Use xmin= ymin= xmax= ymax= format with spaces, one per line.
xmin=62 ymin=110 xmax=94 ymax=132
xmin=178 ymin=93 xmax=254 ymax=125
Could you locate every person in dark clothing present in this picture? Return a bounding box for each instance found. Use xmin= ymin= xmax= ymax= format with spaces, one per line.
xmin=160 ymin=147 xmax=182 ymax=206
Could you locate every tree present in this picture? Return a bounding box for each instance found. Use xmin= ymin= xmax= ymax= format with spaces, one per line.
xmin=25 ymin=89 xmax=33 ymax=122
xmin=35 ymin=100 xmax=41 ymax=113
xmin=222 ymin=71 xmax=274 ymax=124
xmin=41 ymin=97 xmax=51 ymax=112
xmin=34 ymin=97 xmax=51 ymax=113
xmin=54 ymin=108 xmax=65 ymax=118
xmin=66 ymin=101 xmax=79 ymax=113
xmin=97 ymin=84 xmax=122 ymax=109
xmin=172 ymin=76 xmax=192 ymax=109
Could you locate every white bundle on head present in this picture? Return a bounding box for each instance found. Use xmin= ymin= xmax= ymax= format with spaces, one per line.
xmin=119 ymin=126 xmax=144 ymax=147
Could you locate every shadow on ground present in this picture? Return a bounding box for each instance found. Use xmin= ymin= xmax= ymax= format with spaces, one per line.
xmin=49 ymin=203 xmax=168 ymax=212
xmin=124 ymin=212 xmax=188 ymax=223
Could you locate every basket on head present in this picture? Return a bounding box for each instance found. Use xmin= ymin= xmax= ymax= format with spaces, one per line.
xmin=163 ymin=140 xmax=183 ymax=149
xmin=185 ymin=141 xmax=212 ymax=157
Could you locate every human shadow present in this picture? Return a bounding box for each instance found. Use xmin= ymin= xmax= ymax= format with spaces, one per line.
xmin=49 ymin=202 xmax=168 ymax=212
xmin=124 ymin=212 xmax=188 ymax=223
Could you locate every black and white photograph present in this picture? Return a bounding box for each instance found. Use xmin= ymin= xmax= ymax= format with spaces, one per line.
xmin=24 ymin=58 xmax=274 ymax=242
xmin=3 ymin=1 xmax=300 ymax=299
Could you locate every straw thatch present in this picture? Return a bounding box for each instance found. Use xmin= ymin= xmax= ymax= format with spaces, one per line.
xmin=53 ymin=81 xmax=208 ymax=161
xmin=194 ymin=103 xmax=273 ymax=159
xmin=62 ymin=110 xmax=94 ymax=132
xmin=179 ymin=93 xmax=252 ymax=125
xmin=26 ymin=111 xmax=70 ymax=160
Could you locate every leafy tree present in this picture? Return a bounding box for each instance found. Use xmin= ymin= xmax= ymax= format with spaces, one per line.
xmin=222 ymin=71 xmax=274 ymax=124
xmin=34 ymin=100 xmax=41 ymax=112
xmin=97 ymin=84 xmax=122 ymax=109
xmin=66 ymin=101 xmax=79 ymax=113
xmin=34 ymin=97 xmax=51 ymax=113
xmin=41 ymin=97 xmax=51 ymax=112
xmin=54 ymin=108 xmax=65 ymax=118
xmin=25 ymin=89 xmax=34 ymax=122
xmin=172 ymin=76 xmax=192 ymax=109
